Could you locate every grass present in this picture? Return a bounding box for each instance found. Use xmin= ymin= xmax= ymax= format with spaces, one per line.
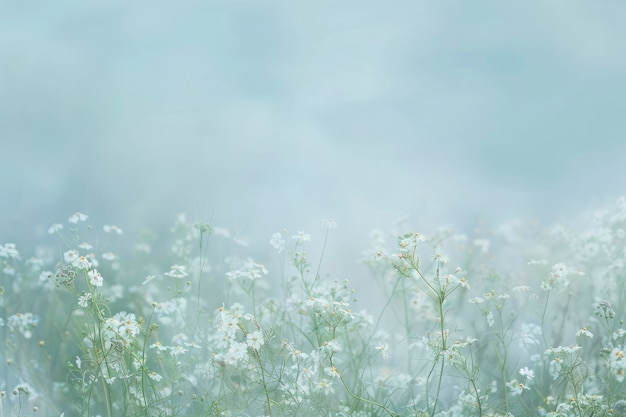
xmin=2 ymin=198 xmax=626 ymax=417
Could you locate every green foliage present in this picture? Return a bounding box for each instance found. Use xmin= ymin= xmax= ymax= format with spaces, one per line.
xmin=2 ymin=198 xmax=626 ymax=417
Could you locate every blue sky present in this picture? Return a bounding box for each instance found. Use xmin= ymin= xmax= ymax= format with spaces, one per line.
xmin=2 ymin=1 xmax=626 ymax=259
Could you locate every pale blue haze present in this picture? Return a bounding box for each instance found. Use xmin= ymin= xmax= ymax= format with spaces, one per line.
xmin=2 ymin=1 xmax=625 ymax=267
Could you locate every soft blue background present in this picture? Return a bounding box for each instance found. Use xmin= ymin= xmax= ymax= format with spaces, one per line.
xmin=2 ymin=1 xmax=625 ymax=264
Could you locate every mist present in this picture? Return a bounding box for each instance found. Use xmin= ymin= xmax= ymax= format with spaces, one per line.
xmin=2 ymin=0 xmax=626 ymax=275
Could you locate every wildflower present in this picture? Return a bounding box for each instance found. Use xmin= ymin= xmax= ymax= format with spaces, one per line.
xmin=63 ymin=250 xmax=79 ymax=264
xmin=102 ymin=252 xmax=116 ymax=261
xmin=78 ymin=293 xmax=92 ymax=308
xmin=148 ymin=372 xmax=163 ymax=382
xmin=575 ymin=327 xmax=593 ymax=338
xmin=519 ymin=367 xmax=535 ymax=380
xmin=68 ymin=212 xmax=88 ymax=224
xmin=150 ymin=341 xmax=168 ymax=351
xmin=0 ymin=243 xmax=19 ymax=260
xmin=324 ymin=366 xmax=340 ymax=378
xmin=54 ymin=265 xmax=77 ymax=287
xmin=321 ymin=340 xmax=341 ymax=354
xmin=322 ymin=218 xmax=338 ymax=229
xmin=595 ymin=300 xmax=616 ymax=319
xmin=170 ymin=345 xmax=188 ymax=356
xmin=507 ymin=380 xmax=530 ymax=395
xmin=269 ymin=232 xmax=285 ymax=253
xmin=164 ymin=265 xmax=188 ymax=279
xmin=246 ymin=330 xmax=264 ymax=350
xmin=88 ymin=269 xmax=104 ymax=287
xmin=376 ymin=342 xmax=389 ymax=359
xmin=73 ymin=256 xmax=92 ymax=270
xmin=142 ymin=275 xmax=156 ymax=285
xmin=104 ymin=312 xmax=140 ymax=343
xmin=103 ymin=225 xmax=123 ymax=234
xmin=48 ymin=223 xmax=63 ymax=234
xmin=7 ymin=313 xmax=39 ymax=339
xmin=315 ymin=379 xmax=335 ymax=394
xmin=486 ymin=311 xmax=495 ymax=327
xmin=78 ymin=242 xmax=92 ymax=250
xmin=292 ymin=231 xmax=311 ymax=243
xmin=225 ymin=341 xmax=248 ymax=364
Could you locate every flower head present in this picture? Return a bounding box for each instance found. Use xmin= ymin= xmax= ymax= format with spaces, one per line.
xmin=88 ymin=269 xmax=104 ymax=287
xmin=68 ymin=212 xmax=88 ymax=224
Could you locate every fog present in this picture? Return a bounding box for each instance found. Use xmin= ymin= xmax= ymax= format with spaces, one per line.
xmin=2 ymin=1 xmax=626 ymax=278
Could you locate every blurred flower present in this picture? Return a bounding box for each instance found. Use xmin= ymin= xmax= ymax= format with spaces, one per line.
xmin=376 ymin=341 xmax=389 ymax=359
xmin=103 ymin=225 xmax=123 ymax=234
xmin=68 ymin=212 xmax=88 ymax=224
xmin=73 ymin=256 xmax=92 ymax=270
xmin=315 ymin=379 xmax=335 ymax=394
xmin=507 ymin=380 xmax=530 ymax=395
xmin=322 ymin=218 xmax=338 ymax=229
xmin=88 ymin=269 xmax=103 ymax=287
xmin=48 ymin=223 xmax=63 ymax=234
xmin=269 ymin=233 xmax=285 ymax=253
xmin=78 ymin=293 xmax=92 ymax=308
xmin=519 ymin=366 xmax=534 ymax=380
xmin=246 ymin=330 xmax=264 ymax=350
xmin=102 ymin=252 xmax=116 ymax=261
xmin=292 ymin=231 xmax=311 ymax=243
xmin=0 ymin=243 xmax=20 ymax=259
xmin=64 ymin=250 xmax=79 ymax=264
xmin=164 ymin=265 xmax=188 ymax=279
xmin=576 ymin=327 xmax=593 ymax=338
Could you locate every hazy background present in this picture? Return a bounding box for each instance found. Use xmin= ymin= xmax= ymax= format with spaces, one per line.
xmin=2 ymin=0 xmax=626 ymax=277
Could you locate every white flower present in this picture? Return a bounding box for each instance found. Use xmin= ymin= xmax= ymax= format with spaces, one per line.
xmin=73 ymin=256 xmax=92 ymax=270
xmin=78 ymin=293 xmax=92 ymax=308
xmin=78 ymin=242 xmax=93 ymax=250
xmin=292 ymin=231 xmax=311 ymax=243
xmin=88 ymin=269 xmax=104 ymax=287
xmin=322 ymin=340 xmax=341 ymax=353
xmin=576 ymin=327 xmax=593 ymax=338
xmin=103 ymin=225 xmax=123 ymax=235
xmin=64 ymin=250 xmax=79 ymax=264
xmin=246 ymin=330 xmax=264 ymax=350
xmin=75 ymin=356 xmax=82 ymax=369
xmin=507 ymin=380 xmax=530 ymax=396
xmin=322 ymin=218 xmax=338 ymax=229
xmin=486 ymin=311 xmax=495 ymax=327
xmin=324 ymin=366 xmax=340 ymax=378
xmin=68 ymin=212 xmax=88 ymax=224
xmin=48 ymin=224 xmax=63 ymax=234
xmin=269 ymin=233 xmax=285 ymax=253
xmin=102 ymin=252 xmax=116 ymax=261
xmin=519 ymin=366 xmax=534 ymax=380
xmin=0 ymin=243 xmax=19 ymax=259
xmin=226 ymin=341 xmax=248 ymax=364
xmin=148 ymin=372 xmax=162 ymax=382
xmin=164 ymin=265 xmax=188 ymax=279
xmin=150 ymin=341 xmax=168 ymax=351
xmin=375 ymin=342 xmax=389 ymax=359
xmin=315 ymin=379 xmax=335 ymax=394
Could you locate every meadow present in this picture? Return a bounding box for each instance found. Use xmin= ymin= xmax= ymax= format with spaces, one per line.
xmin=2 ymin=198 xmax=626 ymax=417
